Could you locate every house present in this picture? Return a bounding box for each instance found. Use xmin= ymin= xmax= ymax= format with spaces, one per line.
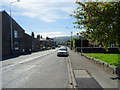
xmin=1 ymin=11 xmax=25 ymax=58
xmin=0 ymin=10 xmax=56 ymax=60
xmin=40 ymin=38 xmax=56 ymax=49
xmin=0 ymin=11 xmax=2 ymax=60
xmin=0 ymin=11 xmax=41 ymax=59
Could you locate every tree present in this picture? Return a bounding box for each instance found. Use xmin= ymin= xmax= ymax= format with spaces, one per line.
xmin=46 ymin=37 xmax=50 ymax=40
xmin=77 ymin=31 xmax=89 ymax=40
xmin=71 ymin=2 xmax=120 ymax=49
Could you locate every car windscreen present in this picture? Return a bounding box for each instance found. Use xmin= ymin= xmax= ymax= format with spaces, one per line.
xmin=59 ymin=48 xmax=67 ymax=51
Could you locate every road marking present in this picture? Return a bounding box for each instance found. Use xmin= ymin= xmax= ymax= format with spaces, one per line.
xmin=68 ymin=57 xmax=77 ymax=88
xmin=25 ymin=65 xmax=35 ymax=71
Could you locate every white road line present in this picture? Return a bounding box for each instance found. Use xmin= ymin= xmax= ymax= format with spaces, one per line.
xmin=25 ymin=65 xmax=35 ymax=71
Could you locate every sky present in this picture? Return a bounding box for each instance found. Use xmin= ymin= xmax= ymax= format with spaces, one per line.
xmin=0 ymin=0 xmax=86 ymax=38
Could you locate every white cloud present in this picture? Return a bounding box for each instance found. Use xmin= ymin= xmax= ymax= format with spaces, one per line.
xmin=41 ymin=18 xmax=55 ymax=23
xmin=2 ymin=0 xmax=76 ymax=22
xmin=6 ymin=0 xmax=76 ymax=3
xmin=21 ymin=12 xmax=37 ymax=18
xmin=36 ymin=31 xmax=69 ymax=38
xmin=41 ymin=32 xmax=62 ymax=35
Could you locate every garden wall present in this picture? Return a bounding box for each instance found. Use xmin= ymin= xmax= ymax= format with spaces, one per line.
xmin=76 ymin=47 xmax=120 ymax=54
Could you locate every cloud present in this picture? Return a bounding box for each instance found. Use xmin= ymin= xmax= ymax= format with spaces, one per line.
xmin=2 ymin=0 xmax=76 ymax=22
xmin=21 ymin=12 xmax=37 ymax=18
xmin=41 ymin=32 xmax=62 ymax=35
xmin=5 ymin=0 xmax=76 ymax=3
xmin=36 ymin=31 xmax=69 ymax=38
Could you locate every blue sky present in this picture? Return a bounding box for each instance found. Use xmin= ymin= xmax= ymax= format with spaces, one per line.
xmin=1 ymin=0 xmax=85 ymax=38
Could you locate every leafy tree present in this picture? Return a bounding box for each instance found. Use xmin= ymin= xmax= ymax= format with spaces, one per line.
xmin=71 ymin=2 xmax=120 ymax=49
xmin=46 ymin=37 xmax=50 ymax=40
xmin=77 ymin=31 xmax=89 ymax=40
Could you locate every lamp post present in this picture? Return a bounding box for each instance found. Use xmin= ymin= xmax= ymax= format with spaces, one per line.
xmin=71 ymin=31 xmax=73 ymax=50
xmin=77 ymin=32 xmax=83 ymax=55
xmin=10 ymin=0 xmax=20 ymax=54
xmin=80 ymin=35 xmax=83 ymax=55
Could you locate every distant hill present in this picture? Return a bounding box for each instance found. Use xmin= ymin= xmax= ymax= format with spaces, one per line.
xmin=53 ymin=35 xmax=79 ymax=43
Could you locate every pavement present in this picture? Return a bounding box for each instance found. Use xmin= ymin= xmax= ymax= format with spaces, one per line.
xmin=69 ymin=49 xmax=119 ymax=89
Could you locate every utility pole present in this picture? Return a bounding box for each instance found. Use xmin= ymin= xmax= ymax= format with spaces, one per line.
xmin=77 ymin=32 xmax=83 ymax=55
xmin=80 ymin=35 xmax=83 ymax=55
xmin=71 ymin=31 xmax=73 ymax=50
xmin=10 ymin=0 xmax=20 ymax=54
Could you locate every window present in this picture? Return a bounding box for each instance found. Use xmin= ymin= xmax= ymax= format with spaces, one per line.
xmin=14 ymin=42 xmax=19 ymax=50
xmin=14 ymin=30 xmax=18 ymax=38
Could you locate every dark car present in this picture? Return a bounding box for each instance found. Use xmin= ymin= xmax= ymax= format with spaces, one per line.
xmin=51 ymin=46 xmax=56 ymax=49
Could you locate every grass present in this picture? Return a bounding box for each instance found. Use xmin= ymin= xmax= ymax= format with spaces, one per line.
xmin=84 ymin=53 xmax=120 ymax=67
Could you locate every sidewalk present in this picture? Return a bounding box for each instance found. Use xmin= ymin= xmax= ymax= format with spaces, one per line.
xmin=69 ymin=50 xmax=118 ymax=89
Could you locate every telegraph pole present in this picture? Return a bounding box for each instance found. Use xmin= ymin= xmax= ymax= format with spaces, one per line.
xmin=71 ymin=31 xmax=73 ymax=50
xmin=10 ymin=0 xmax=20 ymax=54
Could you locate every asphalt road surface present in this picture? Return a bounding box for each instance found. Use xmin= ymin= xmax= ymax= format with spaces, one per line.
xmin=1 ymin=48 xmax=119 ymax=89
xmin=2 ymin=49 xmax=70 ymax=88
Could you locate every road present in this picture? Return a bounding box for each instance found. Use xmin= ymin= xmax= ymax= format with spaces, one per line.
xmin=1 ymin=48 xmax=119 ymax=89
xmin=2 ymin=49 xmax=70 ymax=88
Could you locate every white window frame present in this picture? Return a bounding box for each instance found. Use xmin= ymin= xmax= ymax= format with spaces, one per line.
xmin=14 ymin=30 xmax=18 ymax=38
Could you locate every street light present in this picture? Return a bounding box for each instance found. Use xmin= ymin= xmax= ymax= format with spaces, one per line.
xmin=71 ymin=31 xmax=73 ymax=50
xmin=10 ymin=0 xmax=20 ymax=54
xmin=77 ymin=32 xmax=83 ymax=55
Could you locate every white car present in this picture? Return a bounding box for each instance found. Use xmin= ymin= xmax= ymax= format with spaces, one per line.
xmin=57 ymin=47 xmax=69 ymax=57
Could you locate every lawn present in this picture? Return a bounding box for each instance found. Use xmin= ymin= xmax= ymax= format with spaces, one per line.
xmin=84 ymin=53 xmax=120 ymax=67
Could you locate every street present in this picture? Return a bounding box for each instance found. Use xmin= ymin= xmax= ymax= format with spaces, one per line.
xmin=2 ymin=49 xmax=70 ymax=88
xmin=1 ymin=48 xmax=119 ymax=89
xmin=1 ymin=1 xmax=120 ymax=89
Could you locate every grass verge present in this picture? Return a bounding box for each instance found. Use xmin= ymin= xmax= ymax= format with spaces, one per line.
xmin=84 ymin=53 xmax=120 ymax=67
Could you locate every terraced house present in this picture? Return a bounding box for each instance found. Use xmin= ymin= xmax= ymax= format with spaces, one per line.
xmin=0 ymin=11 xmax=56 ymax=60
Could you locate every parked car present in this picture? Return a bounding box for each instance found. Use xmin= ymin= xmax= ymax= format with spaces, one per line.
xmin=51 ymin=46 xmax=56 ymax=49
xmin=57 ymin=47 xmax=69 ymax=57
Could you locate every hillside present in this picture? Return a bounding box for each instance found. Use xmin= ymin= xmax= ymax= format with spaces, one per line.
xmin=53 ymin=35 xmax=79 ymax=43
